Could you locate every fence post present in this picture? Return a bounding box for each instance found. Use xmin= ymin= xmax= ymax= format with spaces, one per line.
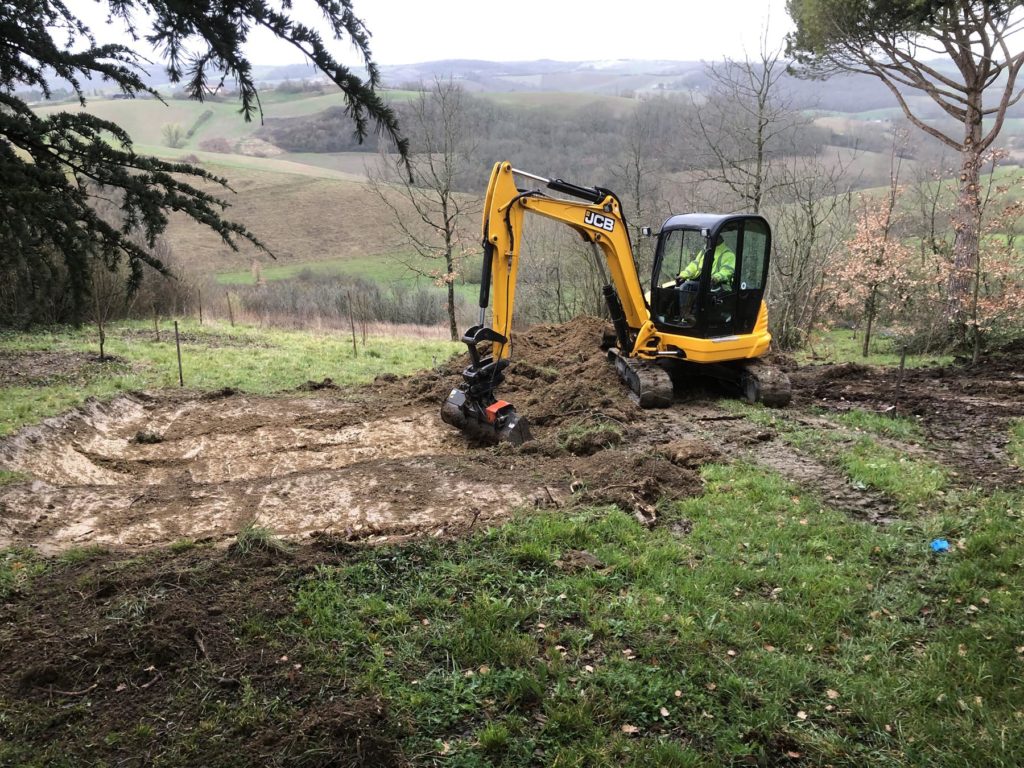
xmin=347 ymin=290 xmax=358 ymax=357
xmin=174 ymin=321 xmax=184 ymax=387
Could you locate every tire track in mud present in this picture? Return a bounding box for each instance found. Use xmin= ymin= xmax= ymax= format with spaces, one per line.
xmin=660 ymin=406 xmax=904 ymax=524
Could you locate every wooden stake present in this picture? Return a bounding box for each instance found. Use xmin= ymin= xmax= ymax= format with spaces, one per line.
xmin=347 ymin=291 xmax=358 ymax=357
xmin=174 ymin=321 xmax=184 ymax=387
xmin=225 ymin=291 xmax=235 ymax=327
xmin=153 ymin=306 xmax=160 ymax=342
xmin=197 ymin=287 xmax=203 ymax=325
xmin=896 ymin=345 xmax=907 ymax=400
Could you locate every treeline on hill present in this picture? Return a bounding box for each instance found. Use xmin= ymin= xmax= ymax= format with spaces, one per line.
xmin=256 ymin=92 xmax=835 ymax=191
xmin=10 ymin=74 xmax=1023 ymax=355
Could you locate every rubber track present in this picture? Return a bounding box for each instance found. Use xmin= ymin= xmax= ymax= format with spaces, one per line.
xmin=609 ymin=350 xmax=674 ymax=409
xmin=741 ymin=360 xmax=793 ymax=407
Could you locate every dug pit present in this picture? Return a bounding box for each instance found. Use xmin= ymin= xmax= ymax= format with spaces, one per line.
xmin=0 ymin=393 xmax=534 ymax=552
xmin=0 ymin=318 xmax=728 ymax=553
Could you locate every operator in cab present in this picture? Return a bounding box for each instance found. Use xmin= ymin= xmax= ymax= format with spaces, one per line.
xmin=671 ymin=234 xmax=735 ymax=325
xmin=676 ymin=234 xmax=735 ymax=287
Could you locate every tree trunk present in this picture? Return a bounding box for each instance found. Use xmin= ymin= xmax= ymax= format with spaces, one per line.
xmin=444 ymin=246 xmax=458 ymax=341
xmin=947 ymin=123 xmax=983 ymax=335
xmin=862 ymin=285 xmax=877 ymax=358
xmin=446 ymin=279 xmax=457 ymax=341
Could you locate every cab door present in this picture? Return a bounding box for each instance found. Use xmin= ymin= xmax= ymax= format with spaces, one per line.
xmin=734 ymin=218 xmax=770 ymax=334
xmin=702 ymin=217 xmax=771 ymax=337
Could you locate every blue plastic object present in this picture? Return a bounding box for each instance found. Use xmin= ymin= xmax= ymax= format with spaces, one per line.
xmin=930 ymin=538 xmax=951 ymax=553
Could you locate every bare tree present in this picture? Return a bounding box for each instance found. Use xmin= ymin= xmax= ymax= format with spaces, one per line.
xmin=161 ymin=123 xmax=186 ymax=149
xmin=609 ymin=98 xmax=676 ymax=278
xmin=686 ymin=28 xmax=806 ymax=213
xmin=766 ymin=153 xmax=855 ymax=349
xmin=88 ymin=261 xmax=128 ymax=361
xmin=369 ymin=78 xmax=477 ymax=340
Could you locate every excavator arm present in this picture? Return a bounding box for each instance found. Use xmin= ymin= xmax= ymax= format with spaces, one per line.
xmin=441 ymin=162 xmax=658 ymax=444
xmin=479 ymin=162 xmax=649 ymax=358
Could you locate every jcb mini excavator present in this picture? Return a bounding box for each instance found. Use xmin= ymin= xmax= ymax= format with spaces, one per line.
xmin=440 ymin=161 xmax=791 ymax=444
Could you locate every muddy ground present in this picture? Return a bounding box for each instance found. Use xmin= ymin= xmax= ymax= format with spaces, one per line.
xmin=2 ymin=317 xmax=1022 ymax=554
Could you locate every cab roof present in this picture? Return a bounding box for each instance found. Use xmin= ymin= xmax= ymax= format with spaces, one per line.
xmin=660 ymin=213 xmax=762 ymax=232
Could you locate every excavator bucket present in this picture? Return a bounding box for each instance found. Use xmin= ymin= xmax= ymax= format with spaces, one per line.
xmin=439 ymin=324 xmax=533 ymax=446
xmin=441 ymin=388 xmax=532 ymax=445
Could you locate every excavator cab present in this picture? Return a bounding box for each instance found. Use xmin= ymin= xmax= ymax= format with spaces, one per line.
xmin=649 ymin=214 xmax=771 ymax=339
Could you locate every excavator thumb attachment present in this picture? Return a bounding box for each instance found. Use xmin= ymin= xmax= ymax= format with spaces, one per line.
xmin=440 ymin=326 xmax=532 ymax=445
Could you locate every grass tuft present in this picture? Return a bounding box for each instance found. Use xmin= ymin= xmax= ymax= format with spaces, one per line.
xmin=836 ymin=408 xmax=924 ymax=442
xmin=839 ymin=437 xmax=948 ymax=506
xmin=0 ymin=549 xmax=47 ymax=599
xmin=0 ymin=469 xmax=29 ymax=486
xmin=560 ymin=422 xmax=624 ymax=456
xmin=1009 ymin=418 xmax=1024 ymax=468
xmin=230 ymin=522 xmax=291 ymax=558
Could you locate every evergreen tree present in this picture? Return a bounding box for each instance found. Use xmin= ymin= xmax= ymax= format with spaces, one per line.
xmin=0 ymin=0 xmax=407 ymax=323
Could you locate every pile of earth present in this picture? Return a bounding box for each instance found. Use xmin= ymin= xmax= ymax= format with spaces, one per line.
xmin=373 ymin=316 xmax=638 ymax=431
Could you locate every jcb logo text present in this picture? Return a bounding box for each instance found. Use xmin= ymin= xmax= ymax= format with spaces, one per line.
xmin=584 ymin=211 xmax=615 ymax=232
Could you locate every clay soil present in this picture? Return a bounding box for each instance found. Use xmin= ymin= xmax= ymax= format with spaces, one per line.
xmin=3 ymin=319 xmax=1023 ymax=554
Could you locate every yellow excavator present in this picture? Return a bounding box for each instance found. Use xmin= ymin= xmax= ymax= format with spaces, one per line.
xmin=440 ymin=161 xmax=791 ymax=444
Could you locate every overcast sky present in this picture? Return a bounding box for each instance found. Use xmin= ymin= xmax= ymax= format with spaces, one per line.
xmin=72 ymin=0 xmax=795 ymax=67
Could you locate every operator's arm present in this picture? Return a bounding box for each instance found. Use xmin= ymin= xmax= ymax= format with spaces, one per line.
xmin=678 ymin=251 xmax=704 ymax=281
xmin=711 ymin=246 xmax=735 ymax=285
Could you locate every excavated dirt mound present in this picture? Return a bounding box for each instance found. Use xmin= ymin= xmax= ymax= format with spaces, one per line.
xmin=370 ymin=316 xmax=637 ymax=428
xmin=0 ymin=318 xmax=711 ymax=553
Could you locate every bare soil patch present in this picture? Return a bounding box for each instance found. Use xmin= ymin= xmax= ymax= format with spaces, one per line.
xmin=0 ymin=319 xmax=708 ymax=552
xmin=0 ymin=542 xmax=401 ymax=766
xmin=0 ymin=349 xmax=125 ymax=388
xmin=3 ymin=318 xmax=1021 ymax=553
xmin=792 ymin=352 xmax=1024 ymax=488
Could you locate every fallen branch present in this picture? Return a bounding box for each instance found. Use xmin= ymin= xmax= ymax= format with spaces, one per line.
xmin=36 ymin=683 xmax=98 ymax=697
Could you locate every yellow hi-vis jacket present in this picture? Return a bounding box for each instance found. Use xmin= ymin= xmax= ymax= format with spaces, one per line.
xmin=678 ymin=243 xmax=736 ymax=285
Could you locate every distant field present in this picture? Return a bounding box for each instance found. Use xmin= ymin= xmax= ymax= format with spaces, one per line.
xmin=215 ymin=252 xmax=474 ymax=287
xmin=32 ymin=87 xmax=1021 ymax=295
xmin=480 ymin=91 xmax=636 ymax=115
xmin=158 ymin=160 xmax=484 ymax=280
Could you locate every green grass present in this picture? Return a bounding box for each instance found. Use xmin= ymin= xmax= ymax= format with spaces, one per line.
xmin=215 ymin=252 xmax=429 ymax=285
xmin=1009 ymin=419 xmax=1024 ymax=468
xmin=271 ymin=462 xmax=1024 ymax=766
xmin=799 ymin=328 xmax=954 ymax=367
xmin=835 ymin=409 xmax=924 ymax=443
xmin=230 ymin=522 xmax=291 ymax=558
xmin=840 ymin=438 xmax=949 ymax=507
xmin=0 ymin=320 xmax=460 ymax=436
xmin=727 ymin=401 xmax=946 ymax=510
xmin=0 ymin=549 xmax=47 ymax=600
xmin=0 ymin=469 xmax=29 ymax=486
xmin=214 ymin=252 xmax=484 ymax=297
